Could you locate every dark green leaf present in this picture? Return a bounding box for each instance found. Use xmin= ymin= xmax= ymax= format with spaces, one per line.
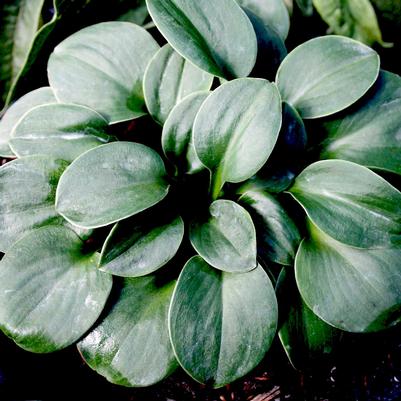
xmin=289 ymin=160 xmax=401 ymax=248
xmin=240 ymin=190 xmax=301 ymax=266
xmin=190 ymin=200 xmax=257 ymax=273
xmin=0 ymin=226 xmax=112 ymax=352
xmin=276 ymin=35 xmax=380 ymax=118
xmin=78 ymin=276 xmax=177 ymax=387
xmin=143 ymin=44 xmax=213 ymax=125
xmin=295 ymin=221 xmax=401 ymax=332
xmin=99 ymin=214 xmax=184 ymax=277
xmin=319 ymin=71 xmax=401 ymax=175
xmin=56 ymin=142 xmax=169 ymax=229
xmin=48 ymin=22 xmax=159 ymax=123
xmin=10 ymin=103 xmax=112 ymax=161
xmin=146 ymin=0 xmax=257 ymax=78
xmin=169 ymin=256 xmax=278 ymax=387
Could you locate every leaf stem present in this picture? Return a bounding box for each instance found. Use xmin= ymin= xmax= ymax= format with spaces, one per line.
xmin=210 ymin=170 xmax=223 ymax=201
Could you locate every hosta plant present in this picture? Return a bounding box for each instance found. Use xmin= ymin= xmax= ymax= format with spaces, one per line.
xmin=0 ymin=0 xmax=400 ymax=388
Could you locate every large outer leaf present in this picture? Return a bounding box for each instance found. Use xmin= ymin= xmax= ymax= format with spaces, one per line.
xmin=193 ymin=78 xmax=281 ymax=197
xmin=48 ymin=22 xmax=159 ymax=123
xmin=319 ymin=71 xmax=401 ymax=175
xmin=0 ymin=155 xmax=68 ymax=253
xmin=236 ymin=0 xmax=290 ymax=40
xmin=99 ymin=214 xmax=184 ymax=277
xmin=143 ymin=44 xmax=213 ymax=125
xmin=276 ymin=36 xmax=380 ymax=118
xmin=56 ymin=142 xmax=169 ymax=229
xmin=162 ymin=91 xmax=208 ymax=174
xmin=78 ymin=276 xmax=177 ymax=387
xmin=0 ymin=226 xmax=112 ymax=352
xmin=312 ymin=0 xmax=385 ymax=46
xmin=146 ymin=0 xmax=257 ymax=79
xmin=239 ymin=190 xmax=301 ymax=266
xmin=295 ymin=222 xmax=401 ymax=332
xmin=190 ymin=200 xmax=257 ymax=273
xmin=289 ymin=160 xmax=401 ymax=248
xmin=0 ymin=86 xmax=56 ymax=157
xmin=10 ymin=103 xmax=112 ymax=161
xmin=169 ymin=256 xmax=278 ymax=387
xmin=277 ymin=267 xmax=340 ymax=370
xmin=0 ymin=0 xmax=44 ymax=107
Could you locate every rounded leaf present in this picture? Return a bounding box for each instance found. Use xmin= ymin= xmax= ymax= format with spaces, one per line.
xmin=146 ymin=0 xmax=257 ymax=79
xmin=0 ymin=87 xmax=56 ymax=157
xmin=99 ymin=214 xmax=184 ymax=277
xmin=48 ymin=22 xmax=159 ymax=123
xmin=56 ymin=142 xmax=169 ymax=229
xmin=143 ymin=44 xmax=213 ymax=124
xmin=169 ymin=256 xmax=278 ymax=387
xmin=10 ymin=103 xmax=112 ymax=161
xmin=276 ymin=36 xmax=380 ymax=118
xmin=0 ymin=155 xmax=68 ymax=252
xmin=193 ymin=78 xmax=282 ymax=194
xmin=240 ymin=190 xmax=301 ymax=266
xmin=162 ymin=91 xmax=209 ymax=174
xmin=289 ymin=160 xmax=401 ymax=248
xmin=0 ymin=226 xmax=112 ymax=352
xmin=295 ymin=222 xmax=401 ymax=332
xmin=319 ymin=71 xmax=401 ymax=175
xmin=190 ymin=200 xmax=257 ymax=273
xmin=78 ymin=276 xmax=177 ymax=387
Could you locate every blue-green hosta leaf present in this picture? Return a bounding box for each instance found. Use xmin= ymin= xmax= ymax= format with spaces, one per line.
xmin=276 ymin=36 xmax=380 ymax=118
xmin=10 ymin=103 xmax=113 ymax=161
xmin=190 ymin=200 xmax=257 ymax=273
xmin=78 ymin=276 xmax=177 ymax=387
xmin=99 ymin=214 xmax=184 ymax=277
xmin=162 ymin=91 xmax=209 ymax=174
xmin=295 ymin=221 xmax=401 ymax=332
xmin=236 ymin=0 xmax=290 ymax=40
xmin=0 ymin=155 xmax=68 ymax=253
xmin=289 ymin=160 xmax=401 ymax=248
xmin=0 ymin=226 xmax=112 ymax=352
xmin=277 ymin=267 xmax=340 ymax=370
xmin=319 ymin=71 xmax=401 ymax=175
xmin=0 ymin=0 xmax=45 ymax=107
xmin=239 ymin=190 xmax=301 ymax=266
xmin=0 ymin=87 xmax=56 ymax=157
xmin=193 ymin=78 xmax=281 ymax=198
xmin=143 ymin=44 xmax=213 ymax=125
xmin=56 ymin=142 xmax=169 ymax=229
xmin=48 ymin=22 xmax=159 ymax=123
xmin=146 ymin=0 xmax=257 ymax=79
xmin=312 ymin=0 xmax=386 ymax=46
xmin=169 ymin=256 xmax=278 ymax=387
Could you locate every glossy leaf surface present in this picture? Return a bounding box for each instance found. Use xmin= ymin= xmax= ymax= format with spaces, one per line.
xmin=0 ymin=87 xmax=56 ymax=157
xmin=143 ymin=44 xmax=213 ymax=124
xmin=289 ymin=160 xmax=401 ymax=248
xmin=56 ymin=142 xmax=169 ymax=229
xmin=295 ymin=222 xmax=401 ymax=332
xmin=10 ymin=103 xmax=112 ymax=161
xmin=78 ymin=276 xmax=177 ymax=386
xmin=0 ymin=155 xmax=68 ymax=252
xmin=193 ymin=78 xmax=281 ymax=195
xmin=0 ymin=226 xmax=112 ymax=352
xmin=146 ymin=0 xmax=257 ymax=78
xmin=99 ymin=214 xmax=184 ymax=277
xmin=190 ymin=200 xmax=257 ymax=273
xmin=240 ymin=190 xmax=301 ymax=266
xmin=162 ymin=91 xmax=208 ymax=174
xmin=169 ymin=257 xmax=278 ymax=387
xmin=319 ymin=71 xmax=401 ymax=175
xmin=48 ymin=22 xmax=159 ymax=123
xmin=276 ymin=36 xmax=380 ymax=118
